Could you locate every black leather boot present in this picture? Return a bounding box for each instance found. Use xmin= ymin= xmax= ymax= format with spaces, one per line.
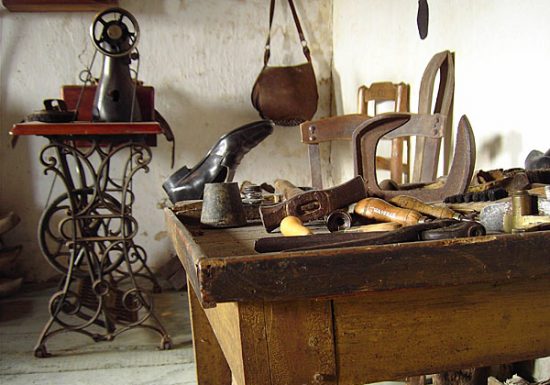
xmin=163 ymin=120 xmax=274 ymax=203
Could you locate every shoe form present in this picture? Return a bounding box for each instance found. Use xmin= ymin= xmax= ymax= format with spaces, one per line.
xmin=525 ymin=148 xmax=550 ymax=170
xmin=163 ymin=120 xmax=274 ymax=203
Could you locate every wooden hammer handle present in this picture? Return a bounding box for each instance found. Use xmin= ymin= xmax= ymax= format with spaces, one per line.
xmin=274 ymin=179 xmax=304 ymax=200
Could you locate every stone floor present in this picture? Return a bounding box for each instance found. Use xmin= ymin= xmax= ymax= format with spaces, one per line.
xmin=0 ymin=286 xmax=197 ymax=385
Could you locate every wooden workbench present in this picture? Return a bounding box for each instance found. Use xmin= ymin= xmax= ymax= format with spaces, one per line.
xmin=165 ymin=206 xmax=550 ymax=385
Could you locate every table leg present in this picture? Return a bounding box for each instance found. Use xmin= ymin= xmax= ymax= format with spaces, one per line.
xmin=188 ymin=282 xmax=232 ymax=385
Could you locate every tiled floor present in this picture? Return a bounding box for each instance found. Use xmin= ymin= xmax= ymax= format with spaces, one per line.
xmin=0 ymin=286 xmax=197 ymax=385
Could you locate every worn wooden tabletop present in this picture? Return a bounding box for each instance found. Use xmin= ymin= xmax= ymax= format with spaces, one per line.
xmin=165 ymin=207 xmax=550 ymax=309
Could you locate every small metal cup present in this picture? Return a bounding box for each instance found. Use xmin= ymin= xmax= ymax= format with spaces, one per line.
xmin=201 ymin=182 xmax=247 ymax=228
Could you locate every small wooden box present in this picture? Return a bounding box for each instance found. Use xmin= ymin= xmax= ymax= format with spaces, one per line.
xmin=62 ymin=85 xmax=155 ymax=122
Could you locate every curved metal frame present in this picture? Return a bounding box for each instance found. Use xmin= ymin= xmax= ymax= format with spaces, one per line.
xmin=34 ymin=135 xmax=171 ymax=357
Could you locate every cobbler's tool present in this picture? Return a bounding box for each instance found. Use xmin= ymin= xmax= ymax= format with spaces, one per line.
xmin=355 ymin=197 xmax=428 ymax=226
xmin=289 ymin=220 xmax=485 ymax=252
xmin=258 ymin=219 xmax=485 ymax=253
xmin=90 ymin=7 xmax=142 ymax=122
xmin=420 ymin=221 xmax=485 ymax=240
xmin=503 ymin=190 xmax=550 ymax=233
xmin=26 ymin=99 xmax=76 ymax=123
xmin=326 ymin=210 xmax=353 ymax=232
xmin=200 ymin=182 xmax=247 ymax=228
xmin=444 ymin=187 xmax=508 ymax=203
xmin=280 ymin=216 xmax=312 ymax=236
xmin=274 ymin=179 xmax=305 ymax=200
xmin=479 ymin=193 xmax=550 ymax=232
xmin=344 ymin=222 xmax=401 ymax=233
xmin=525 ymin=149 xmax=550 ymax=170
xmin=466 ymin=168 xmax=550 ymax=196
xmin=389 ymin=195 xmax=463 ymax=220
xmin=259 ymin=176 xmax=367 ymax=232
xmin=241 ymin=184 xmax=263 ymax=205
xmin=254 ymin=229 xmax=386 ymax=253
xmin=326 ymin=209 xmax=374 ymax=232
xmin=353 ymin=113 xmax=476 ymax=202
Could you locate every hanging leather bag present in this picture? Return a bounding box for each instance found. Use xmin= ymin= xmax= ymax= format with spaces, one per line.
xmin=251 ymin=0 xmax=318 ymax=126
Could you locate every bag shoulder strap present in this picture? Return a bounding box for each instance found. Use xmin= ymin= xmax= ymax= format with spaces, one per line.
xmin=264 ymin=0 xmax=311 ymax=65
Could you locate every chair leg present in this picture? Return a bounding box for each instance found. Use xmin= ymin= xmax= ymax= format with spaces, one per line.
xmin=390 ymin=137 xmax=404 ymax=184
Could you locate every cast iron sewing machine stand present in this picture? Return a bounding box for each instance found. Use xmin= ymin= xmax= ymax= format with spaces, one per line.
xmin=11 ymin=122 xmax=172 ymax=357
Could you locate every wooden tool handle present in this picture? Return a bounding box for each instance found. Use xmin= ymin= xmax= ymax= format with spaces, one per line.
xmin=389 ymin=195 xmax=460 ymax=219
xmin=274 ymin=179 xmax=304 ymax=200
xmin=344 ymin=222 xmax=401 ymax=233
xmin=280 ymin=216 xmax=313 ymax=236
xmin=354 ymin=198 xmax=426 ymax=226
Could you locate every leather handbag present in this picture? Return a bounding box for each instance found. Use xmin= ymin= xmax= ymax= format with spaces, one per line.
xmin=251 ymin=0 xmax=318 ymax=126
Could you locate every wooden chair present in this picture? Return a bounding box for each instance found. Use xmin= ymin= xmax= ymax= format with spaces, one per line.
xmin=300 ymin=81 xmax=410 ymax=189
xmin=357 ymin=82 xmax=411 ymax=184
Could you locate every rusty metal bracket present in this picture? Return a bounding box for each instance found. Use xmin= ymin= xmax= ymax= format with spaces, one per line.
xmin=353 ymin=113 xmax=476 ymax=202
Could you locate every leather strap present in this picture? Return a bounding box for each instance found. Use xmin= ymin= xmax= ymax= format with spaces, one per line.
xmin=264 ymin=0 xmax=311 ymax=65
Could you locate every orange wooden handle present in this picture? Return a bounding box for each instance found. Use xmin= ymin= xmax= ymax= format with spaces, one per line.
xmin=354 ymin=198 xmax=426 ymax=226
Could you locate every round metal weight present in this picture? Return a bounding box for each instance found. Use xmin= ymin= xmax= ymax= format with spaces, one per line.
xmin=201 ymin=182 xmax=247 ymax=228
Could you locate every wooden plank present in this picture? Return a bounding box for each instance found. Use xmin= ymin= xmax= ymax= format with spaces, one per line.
xmin=300 ymin=114 xmax=369 ymax=144
xmin=187 ymin=284 xmax=231 ymax=385
xmin=203 ymin=302 xmax=245 ymax=384
xmin=165 ymin=209 xmax=207 ymax=306
xmin=333 ymin=277 xmax=550 ymax=385
xmin=263 ymin=299 xmax=336 ymax=385
xmin=197 ymin=231 xmax=550 ymax=304
xmin=204 ymin=301 xmax=272 ymax=385
xmin=195 ymin=241 xmax=255 ymax=258
xmin=2 ymin=0 xmax=117 ymax=12
xmin=238 ymin=303 xmax=272 ymax=385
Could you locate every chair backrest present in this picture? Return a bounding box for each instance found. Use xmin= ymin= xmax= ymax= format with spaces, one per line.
xmin=413 ymin=50 xmax=455 ymax=183
xmin=357 ymin=82 xmax=410 ymax=184
xmin=357 ymin=82 xmax=409 ymax=116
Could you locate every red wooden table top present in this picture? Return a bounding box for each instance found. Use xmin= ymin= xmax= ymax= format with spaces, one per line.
xmin=10 ymin=121 xmax=162 ymax=136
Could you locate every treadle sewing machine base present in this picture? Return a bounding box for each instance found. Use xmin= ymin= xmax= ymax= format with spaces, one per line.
xmin=11 ymin=122 xmax=172 ymax=357
xmin=165 ymin=204 xmax=550 ymax=385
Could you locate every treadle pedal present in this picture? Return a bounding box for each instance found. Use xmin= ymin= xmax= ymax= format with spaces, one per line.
xmin=76 ymin=277 xmax=138 ymax=323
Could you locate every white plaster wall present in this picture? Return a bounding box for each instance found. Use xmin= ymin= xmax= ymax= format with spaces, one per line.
xmin=0 ymin=0 xmax=333 ymax=282
xmin=332 ymin=0 xmax=550 ymax=184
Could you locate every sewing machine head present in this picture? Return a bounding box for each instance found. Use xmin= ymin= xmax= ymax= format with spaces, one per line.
xmin=90 ymin=7 xmax=142 ymax=122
